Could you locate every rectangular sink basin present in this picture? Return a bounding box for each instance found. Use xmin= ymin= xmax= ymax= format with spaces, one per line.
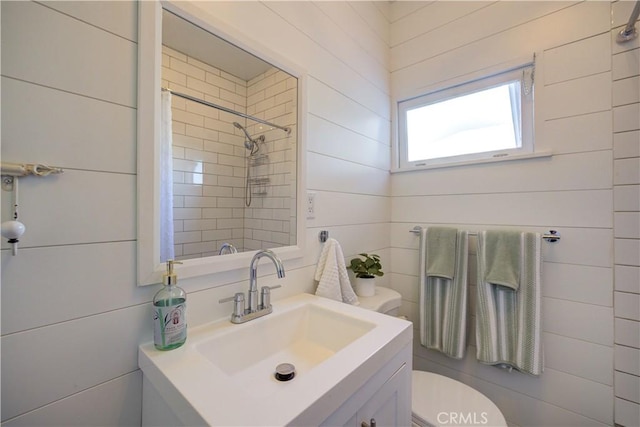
xmin=139 ymin=293 xmax=412 ymax=426
xmin=197 ymin=303 xmax=375 ymax=376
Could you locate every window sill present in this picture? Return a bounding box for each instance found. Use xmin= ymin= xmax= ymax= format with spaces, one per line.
xmin=391 ymin=151 xmax=553 ymax=174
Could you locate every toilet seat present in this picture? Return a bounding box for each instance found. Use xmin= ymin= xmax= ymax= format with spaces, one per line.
xmin=411 ymin=371 xmax=507 ymax=427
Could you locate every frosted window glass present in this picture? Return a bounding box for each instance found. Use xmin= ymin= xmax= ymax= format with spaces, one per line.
xmin=406 ymin=82 xmax=520 ymax=162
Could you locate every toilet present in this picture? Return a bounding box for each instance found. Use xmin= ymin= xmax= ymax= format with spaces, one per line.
xmin=358 ymin=287 xmax=507 ymax=427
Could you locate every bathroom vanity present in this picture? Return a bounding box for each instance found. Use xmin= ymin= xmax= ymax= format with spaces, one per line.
xmin=139 ymin=293 xmax=412 ymax=426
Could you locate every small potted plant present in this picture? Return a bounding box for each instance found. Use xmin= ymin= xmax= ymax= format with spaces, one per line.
xmin=348 ymin=253 xmax=384 ymax=297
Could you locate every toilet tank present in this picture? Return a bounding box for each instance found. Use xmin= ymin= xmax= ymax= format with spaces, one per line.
xmin=357 ymin=287 xmax=402 ymax=316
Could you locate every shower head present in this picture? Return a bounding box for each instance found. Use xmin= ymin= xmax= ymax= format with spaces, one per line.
xmin=233 ymin=121 xmax=265 ymax=151
xmin=233 ymin=121 xmax=252 ymax=141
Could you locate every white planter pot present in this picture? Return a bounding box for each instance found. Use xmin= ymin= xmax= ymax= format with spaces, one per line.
xmin=354 ymin=277 xmax=376 ymax=297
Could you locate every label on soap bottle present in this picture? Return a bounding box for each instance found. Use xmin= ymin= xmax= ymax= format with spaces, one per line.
xmin=153 ymin=301 xmax=186 ymax=348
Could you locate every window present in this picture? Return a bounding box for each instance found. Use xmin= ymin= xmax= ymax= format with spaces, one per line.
xmin=397 ymin=63 xmax=534 ymax=169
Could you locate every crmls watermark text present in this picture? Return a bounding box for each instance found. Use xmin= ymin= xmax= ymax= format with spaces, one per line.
xmin=437 ymin=412 xmax=489 ymax=425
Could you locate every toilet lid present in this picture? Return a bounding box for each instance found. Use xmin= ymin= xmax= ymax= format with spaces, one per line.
xmin=357 ymin=287 xmax=401 ymax=313
xmin=412 ymin=371 xmax=507 ymax=427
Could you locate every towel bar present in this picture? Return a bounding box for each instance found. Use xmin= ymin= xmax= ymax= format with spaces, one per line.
xmin=409 ymin=226 xmax=560 ymax=243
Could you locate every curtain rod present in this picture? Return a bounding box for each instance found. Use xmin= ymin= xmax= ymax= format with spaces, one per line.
xmin=162 ymin=88 xmax=291 ymax=135
xmin=409 ymin=226 xmax=560 ymax=243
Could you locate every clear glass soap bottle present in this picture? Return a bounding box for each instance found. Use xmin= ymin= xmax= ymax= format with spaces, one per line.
xmin=153 ymin=260 xmax=187 ymax=350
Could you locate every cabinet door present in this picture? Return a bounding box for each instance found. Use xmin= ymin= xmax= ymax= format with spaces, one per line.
xmin=358 ymin=363 xmax=410 ymax=427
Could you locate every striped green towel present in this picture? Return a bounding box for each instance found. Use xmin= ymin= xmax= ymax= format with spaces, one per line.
xmin=483 ymin=230 xmax=522 ymax=291
xmin=426 ymin=227 xmax=458 ymax=279
xmin=419 ymin=227 xmax=468 ymax=359
xmin=476 ymin=231 xmax=543 ymax=376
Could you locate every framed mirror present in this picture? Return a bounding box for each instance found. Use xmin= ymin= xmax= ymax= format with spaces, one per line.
xmin=138 ymin=1 xmax=306 ymax=285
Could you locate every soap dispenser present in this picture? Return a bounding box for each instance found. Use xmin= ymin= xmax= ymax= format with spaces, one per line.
xmin=153 ymin=260 xmax=187 ymax=350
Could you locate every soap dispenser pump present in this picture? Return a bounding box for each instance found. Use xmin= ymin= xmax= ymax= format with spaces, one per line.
xmin=153 ymin=260 xmax=187 ymax=350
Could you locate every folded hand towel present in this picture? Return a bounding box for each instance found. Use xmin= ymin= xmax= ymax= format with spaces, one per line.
xmin=420 ymin=227 xmax=468 ymax=359
xmin=483 ymin=230 xmax=522 ymax=291
xmin=314 ymin=238 xmax=359 ymax=305
xmin=426 ymin=227 xmax=459 ymax=279
xmin=476 ymin=231 xmax=543 ymax=376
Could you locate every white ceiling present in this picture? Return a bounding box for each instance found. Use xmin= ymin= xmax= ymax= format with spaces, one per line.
xmin=162 ymin=10 xmax=273 ymax=82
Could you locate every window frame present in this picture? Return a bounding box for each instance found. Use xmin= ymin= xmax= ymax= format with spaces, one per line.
xmin=397 ymin=63 xmax=535 ymax=170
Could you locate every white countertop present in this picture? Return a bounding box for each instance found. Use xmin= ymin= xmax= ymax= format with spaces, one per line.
xmin=139 ymin=293 xmax=412 ymax=426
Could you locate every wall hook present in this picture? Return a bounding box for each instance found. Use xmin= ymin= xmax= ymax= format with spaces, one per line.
xmin=1 ymin=162 xmax=64 ymax=256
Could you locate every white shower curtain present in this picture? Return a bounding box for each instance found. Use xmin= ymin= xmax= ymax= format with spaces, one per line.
xmin=160 ymin=90 xmax=175 ymax=262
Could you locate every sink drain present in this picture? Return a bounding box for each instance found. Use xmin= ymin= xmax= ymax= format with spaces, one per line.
xmin=274 ymin=363 xmax=296 ymax=382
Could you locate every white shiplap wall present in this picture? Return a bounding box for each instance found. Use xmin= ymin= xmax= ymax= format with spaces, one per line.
xmin=5 ymin=1 xmax=634 ymax=426
xmin=612 ymin=2 xmax=640 ymax=426
xmin=390 ymin=1 xmax=627 ymax=426
xmin=0 ymin=1 xmax=390 ymax=425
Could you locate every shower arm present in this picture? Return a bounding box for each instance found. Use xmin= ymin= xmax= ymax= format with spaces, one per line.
xmin=617 ymin=0 xmax=640 ymax=43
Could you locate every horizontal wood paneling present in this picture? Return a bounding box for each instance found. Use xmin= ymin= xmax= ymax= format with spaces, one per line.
xmin=615 ymin=318 xmax=640 ymax=348
xmin=307 ymin=114 xmax=390 ymax=170
xmin=613 ymin=76 xmax=640 ymax=106
xmin=190 ymin=1 xmax=391 ymax=120
xmin=615 ymin=344 xmax=640 ymax=376
xmin=616 ymin=265 xmax=640 ymax=294
xmin=1 ymin=0 xmax=392 ymax=424
xmin=615 ymin=238 xmax=640 ymax=266
xmin=390 ymin=2 xmax=617 ymax=425
xmin=0 ymin=242 xmax=153 ymax=334
xmin=1 ymin=304 xmax=149 ymax=420
xmin=0 ymin=169 xmax=136 ymax=249
xmin=391 ymin=1 xmax=574 ymax=71
xmin=307 ymin=152 xmax=389 ymax=197
xmin=306 ymin=190 xmax=389 ymax=228
xmin=542 ymin=111 xmax=612 ymax=154
xmin=314 ymin=1 xmax=389 ymax=72
xmin=392 ymin=190 xmax=612 ymax=228
xmin=265 ymin=2 xmax=388 ymax=95
xmin=39 ymin=0 xmax=138 ymax=42
xmin=614 ymin=104 xmax=640 ymax=133
xmin=614 ymin=130 xmax=640 ymax=159
xmin=616 ymin=396 xmax=640 ymax=427
xmin=391 ymin=2 xmax=610 ymax=100
xmin=544 ymin=33 xmax=611 ymax=85
xmin=390 ymin=1 xmax=489 ymax=47
xmin=615 ymin=371 xmax=640 ymax=403
xmin=350 ymin=1 xmax=390 ymax=47
xmin=307 ymin=76 xmax=390 ymax=143
xmin=1 ymin=77 xmax=136 ymax=174
xmin=1 ymin=1 xmax=136 ymax=107
xmin=392 ymin=151 xmax=612 ymax=196
xmin=544 ymin=298 xmax=613 ymax=346
xmin=612 ymin=47 xmax=640 ymax=80
xmin=615 ymin=212 xmax=640 ymax=238
xmin=3 ymin=372 xmax=142 ymax=427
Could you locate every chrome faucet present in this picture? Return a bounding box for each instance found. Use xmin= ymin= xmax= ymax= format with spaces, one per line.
xmin=219 ymin=249 xmax=285 ymax=323
xmin=218 ymin=242 xmax=238 ymax=255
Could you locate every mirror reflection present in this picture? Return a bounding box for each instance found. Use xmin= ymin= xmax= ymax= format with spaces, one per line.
xmin=161 ymin=9 xmax=298 ymax=262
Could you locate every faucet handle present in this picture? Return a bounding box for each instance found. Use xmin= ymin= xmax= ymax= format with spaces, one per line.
xmin=260 ymin=285 xmax=281 ymax=308
xmin=219 ymin=293 xmax=246 ymax=321
xmin=218 ymin=294 xmax=238 ymax=304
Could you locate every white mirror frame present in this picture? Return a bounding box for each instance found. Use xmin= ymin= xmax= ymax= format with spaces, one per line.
xmin=137 ymin=1 xmax=307 ymax=286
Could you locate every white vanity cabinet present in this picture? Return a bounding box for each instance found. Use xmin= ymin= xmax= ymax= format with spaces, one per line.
xmin=318 ymin=343 xmax=412 ymax=427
